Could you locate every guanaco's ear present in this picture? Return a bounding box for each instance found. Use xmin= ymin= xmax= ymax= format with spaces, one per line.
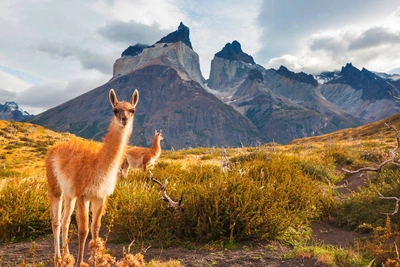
xmin=109 ymin=89 xmax=118 ymax=107
xmin=131 ymin=89 xmax=139 ymax=107
xmin=155 ymin=130 xmax=157 ymax=135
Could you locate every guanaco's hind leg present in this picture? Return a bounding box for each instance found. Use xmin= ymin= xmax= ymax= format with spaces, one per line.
xmin=90 ymin=197 xmax=107 ymax=241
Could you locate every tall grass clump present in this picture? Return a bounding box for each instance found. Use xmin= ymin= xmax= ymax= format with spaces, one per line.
xmin=107 ymin=151 xmax=333 ymax=247
xmin=0 ymin=177 xmax=51 ymax=242
xmin=284 ymin=145 xmax=342 ymax=184
xmin=0 ymin=168 xmax=21 ymax=178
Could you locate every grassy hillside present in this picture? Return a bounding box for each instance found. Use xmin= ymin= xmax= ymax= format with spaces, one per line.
xmin=0 ymin=120 xmax=76 ymax=176
xmin=2 ymin=114 xmax=400 ymax=266
xmin=290 ymin=112 xmax=400 ymax=147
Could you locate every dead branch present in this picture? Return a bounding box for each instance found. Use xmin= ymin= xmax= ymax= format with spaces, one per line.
xmin=378 ymin=192 xmax=400 ymax=215
xmin=221 ymin=148 xmax=231 ymax=174
xmin=149 ymin=171 xmax=184 ymax=213
xmin=341 ymin=159 xmax=393 ymax=173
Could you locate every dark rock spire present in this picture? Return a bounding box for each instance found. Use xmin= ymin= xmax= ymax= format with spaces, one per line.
xmin=214 ymin=40 xmax=255 ymax=64
xmin=277 ymin=66 xmax=318 ymax=87
xmin=155 ymin=22 xmax=193 ymax=49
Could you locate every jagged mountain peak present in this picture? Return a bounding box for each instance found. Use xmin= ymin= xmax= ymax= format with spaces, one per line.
xmin=339 ymin=63 xmax=380 ymax=80
xmin=340 ymin=62 xmax=359 ymax=76
xmin=276 ymin=66 xmax=318 ymax=86
xmin=338 ymin=63 xmax=379 ymax=81
xmin=0 ymin=101 xmax=32 ymax=121
xmin=215 ymin=40 xmax=255 ymax=64
xmin=2 ymin=101 xmax=30 ymax=114
xmin=326 ymin=63 xmax=392 ymax=100
xmin=320 ymin=62 xmax=400 ymax=123
xmin=4 ymin=101 xmax=19 ymax=109
xmin=155 ymin=22 xmax=192 ymax=49
xmin=113 ymin=22 xmax=204 ymax=85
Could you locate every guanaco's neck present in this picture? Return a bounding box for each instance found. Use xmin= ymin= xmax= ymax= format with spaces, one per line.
xmin=151 ymin=136 xmax=161 ymax=151
xmin=97 ymin=118 xmax=133 ymax=171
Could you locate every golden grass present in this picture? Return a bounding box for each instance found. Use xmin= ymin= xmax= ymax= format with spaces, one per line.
xmin=0 ymin=120 xmax=76 ymax=175
xmin=3 ymin=112 xmax=400 ymax=266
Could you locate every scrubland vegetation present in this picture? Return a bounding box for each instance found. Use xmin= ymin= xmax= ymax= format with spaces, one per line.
xmin=2 ymin=116 xmax=400 ymax=266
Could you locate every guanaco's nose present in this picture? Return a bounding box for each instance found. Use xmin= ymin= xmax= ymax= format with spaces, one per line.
xmin=121 ymin=116 xmax=127 ymax=124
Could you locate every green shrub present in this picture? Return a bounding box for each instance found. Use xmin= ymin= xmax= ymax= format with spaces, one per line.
xmin=107 ymin=153 xmax=332 ymax=246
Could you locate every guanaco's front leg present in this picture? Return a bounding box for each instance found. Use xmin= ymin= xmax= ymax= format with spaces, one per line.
xmin=76 ymin=198 xmax=90 ymax=267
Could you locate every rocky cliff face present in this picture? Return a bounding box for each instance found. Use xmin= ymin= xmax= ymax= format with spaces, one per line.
xmin=232 ymin=76 xmax=332 ymax=143
xmin=207 ymin=41 xmax=360 ymax=143
xmin=0 ymin=102 xmax=32 ymax=121
xmin=28 ymin=24 xmax=265 ymax=149
xmin=29 ymin=65 xmax=265 ymax=149
xmin=319 ymin=63 xmax=400 ymax=122
xmin=208 ymin=41 xmax=256 ymax=93
xmin=113 ymin=23 xmax=205 ymax=86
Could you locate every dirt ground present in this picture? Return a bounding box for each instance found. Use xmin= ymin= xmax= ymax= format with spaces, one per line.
xmin=0 ymin=172 xmax=370 ymax=267
xmin=0 ymin=220 xmax=370 ymax=267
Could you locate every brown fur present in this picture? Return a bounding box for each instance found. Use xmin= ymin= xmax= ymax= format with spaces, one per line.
xmin=120 ymin=130 xmax=164 ymax=177
xmin=45 ymin=89 xmax=139 ymax=267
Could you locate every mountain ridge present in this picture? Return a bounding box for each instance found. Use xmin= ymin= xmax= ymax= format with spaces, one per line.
xmin=26 ymin=23 xmax=400 ymax=147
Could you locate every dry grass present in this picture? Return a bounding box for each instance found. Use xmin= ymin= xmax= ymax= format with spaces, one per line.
xmin=0 ymin=120 xmax=75 ymax=175
xmin=4 ymin=112 xmax=400 ymax=266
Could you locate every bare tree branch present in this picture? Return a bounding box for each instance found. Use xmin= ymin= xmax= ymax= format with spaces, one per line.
xmin=378 ymin=192 xmax=400 ymax=215
xmin=342 ymin=159 xmax=392 ymax=173
xmin=149 ymin=171 xmax=184 ymax=213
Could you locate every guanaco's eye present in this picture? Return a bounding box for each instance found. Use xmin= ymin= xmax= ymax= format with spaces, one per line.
xmin=130 ymin=109 xmax=136 ymax=114
xmin=113 ymin=109 xmax=119 ymax=115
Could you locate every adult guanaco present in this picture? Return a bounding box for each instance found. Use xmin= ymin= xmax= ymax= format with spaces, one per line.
xmin=45 ymin=88 xmax=139 ymax=266
xmin=120 ymin=130 xmax=164 ymax=178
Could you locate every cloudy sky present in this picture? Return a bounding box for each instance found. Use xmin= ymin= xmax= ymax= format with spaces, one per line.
xmin=1 ymin=0 xmax=400 ymax=114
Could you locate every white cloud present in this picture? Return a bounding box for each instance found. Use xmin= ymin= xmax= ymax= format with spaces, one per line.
xmin=98 ymin=20 xmax=170 ymax=46
xmin=0 ymin=88 xmax=17 ymax=104
xmin=109 ymin=0 xmax=184 ymax=29
xmin=35 ymin=39 xmax=114 ymax=74
xmin=0 ymin=70 xmax=32 ymax=92
xmin=14 ymin=72 xmax=109 ymax=115
xmin=265 ymin=7 xmax=400 ymax=74
xmin=349 ymin=27 xmax=400 ymax=50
